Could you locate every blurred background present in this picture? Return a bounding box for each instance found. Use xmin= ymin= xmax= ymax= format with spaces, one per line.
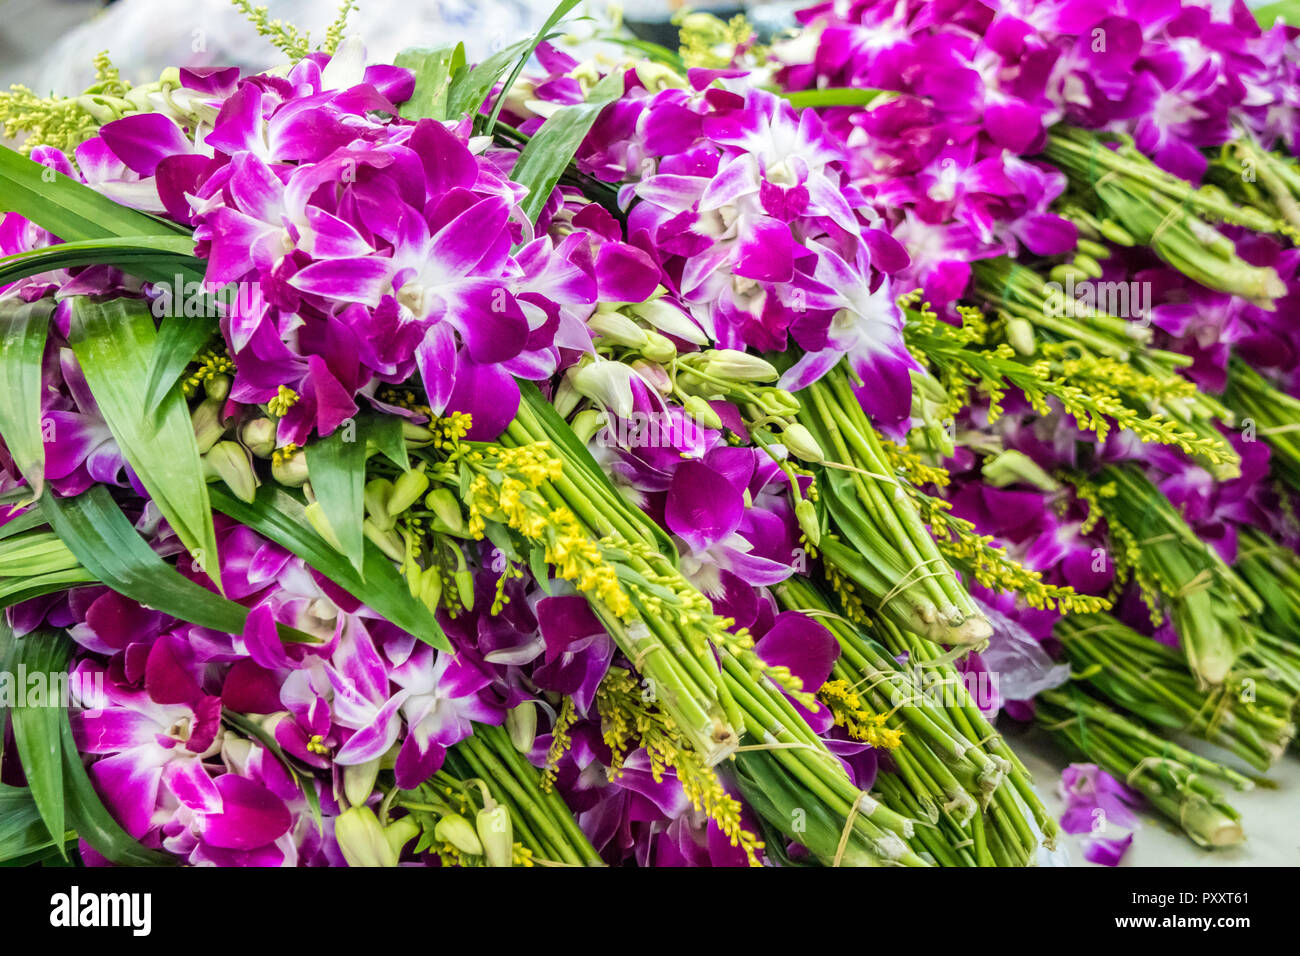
xmin=0 ymin=0 xmax=807 ymax=95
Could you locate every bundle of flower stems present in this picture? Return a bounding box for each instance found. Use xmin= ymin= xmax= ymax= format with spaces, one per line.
xmin=1035 ymin=687 xmax=1252 ymax=849
xmin=778 ymin=576 xmax=1055 ymax=866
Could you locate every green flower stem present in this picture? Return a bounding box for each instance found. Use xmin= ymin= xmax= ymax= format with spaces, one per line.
xmin=445 ymin=746 xmax=554 ymax=858
xmin=460 ymin=729 xmax=592 ymax=865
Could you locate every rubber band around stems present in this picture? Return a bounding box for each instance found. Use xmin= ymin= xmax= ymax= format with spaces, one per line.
xmin=876 ymin=557 xmax=950 ymax=613
xmin=833 ymin=790 xmax=870 ymax=867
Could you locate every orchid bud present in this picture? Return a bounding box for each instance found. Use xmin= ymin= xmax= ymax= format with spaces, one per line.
xmin=475 ymin=804 xmax=514 ymax=867
xmin=552 ymin=375 xmax=581 ymax=418
xmin=384 ymin=816 xmax=420 ymax=860
xmin=192 ymin=398 xmax=227 ymax=454
xmin=506 ymin=702 xmax=538 ymax=753
xmin=1072 ymin=254 xmax=1103 ymax=279
xmin=588 ymin=310 xmax=649 ymax=349
xmin=630 ymin=297 xmax=709 ymax=345
xmin=271 ymin=448 xmax=309 ymax=486
xmin=418 ymin=566 xmax=443 ymax=613
xmin=455 ymin=569 xmax=475 ymax=611
xmin=642 ymin=330 xmax=677 ymax=363
xmin=1097 ymin=218 xmax=1135 ymax=246
xmin=401 ymin=422 xmax=437 ymax=445
xmin=981 ymin=449 xmax=1060 ymax=492
xmin=343 ymin=757 xmax=381 ymax=808
xmin=364 ymin=478 xmax=396 ymax=531
xmin=425 ymin=487 xmax=466 ymax=536
xmin=336 ymin=807 xmax=416 ymax=867
xmin=434 ymin=814 xmax=484 ymax=856
xmin=363 ymin=519 xmax=406 ymax=562
xmin=795 ymin=499 xmax=820 ymax=547
xmin=241 ymin=417 xmax=277 ymax=458
xmin=203 ymin=441 xmax=259 ymax=503
xmin=698 ymin=349 xmax=778 ymax=382
xmin=569 ymin=360 xmax=637 ymax=418
xmin=387 ymin=466 xmax=430 ymax=517
xmin=204 ymin=373 xmax=231 ymax=402
xmin=633 ymin=60 xmax=685 ymax=93
xmin=1005 ymin=316 xmax=1036 ymax=356
xmin=782 ymin=424 xmax=825 ymax=464
xmin=305 ymin=501 xmax=346 ymax=552
xmin=570 ymin=408 xmax=606 ymax=445
xmin=683 ymin=395 xmax=723 ymax=430
xmin=1076 ymin=239 xmax=1109 ymax=261
xmin=756 ymin=388 xmax=801 ymax=417
xmin=75 ymin=95 xmax=120 ymax=124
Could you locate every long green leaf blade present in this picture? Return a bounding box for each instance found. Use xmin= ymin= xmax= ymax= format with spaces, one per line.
xmin=396 ymin=44 xmax=464 ymax=120
xmin=0 ymin=235 xmax=199 ymax=287
xmin=481 ymin=0 xmax=583 ymax=133
xmin=39 ymin=486 xmax=315 ymax=647
xmin=9 ymin=630 xmax=70 ymax=859
xmin=305 ymin=419 xmax=369 ymax=574
xmin=0 ymin=299 xmax=52 ymax=497
xmin=209 ymin=484 xmax=450 ymax=651
xmin=0 ymin=144 xmax=190 ymax=244
xmin=512 ymin=68 xmax=625 ymax=224
xmin=69 ymin=297 xmax=222 ymax=592
xmin=0 ymin=784 xmax=59 ymax=863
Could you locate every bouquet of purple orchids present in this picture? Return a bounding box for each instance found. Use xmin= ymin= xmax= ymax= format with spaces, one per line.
xmin=0 ymin=0 xmax=1298 ymax=868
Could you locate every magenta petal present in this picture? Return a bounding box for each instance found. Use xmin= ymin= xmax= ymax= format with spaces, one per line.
xmin=242 ymin=602 xmax=288 ymax=669
xmin=290 ymin=256 xmax=394 ymax=307
xmin=665 ymin=460 xmax=744 ymax=551
xmin=452 ymin=282 xmax=528 ymax=364
xmin=754 ymin=611 xmax=839 ymax=693
xmin=145 ymin=635 xmax=201 ymax=706
xmin=594 ymin=243 xmax=659 ymax=303
xmin=447 ymin=359 xmax=519 ymax=441
xmin=200 ymin=774 xmax=293 ymax=850
xmin=162 ymin=757 xmax=223 ymax=814
xmin=1083 ymin=833 xmax=1134 ymax=866
xmin=734 ymin=218 xmax=794 ymax=282
xmin=537 ymin=595 xmax=604 ymax=664
xmin=99 ymin=112 xmax=192 ymax=176
xmin=416 ymin=321 xmax=457 ymax=414
xmin=89 ymin=750 xmax=164 ymax=839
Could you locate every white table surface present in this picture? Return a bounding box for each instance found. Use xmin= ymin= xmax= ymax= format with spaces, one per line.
xmin=1005 ymin=722 xmax=1300 ymax=867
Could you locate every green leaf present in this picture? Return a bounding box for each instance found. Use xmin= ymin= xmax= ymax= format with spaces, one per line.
xmin=779 ymin=87 xmax=881 ymax=109
xmin=1253 ymin=0 xmax=1300 ymax=27
xmin=143 ymin=311 xmax=218 ymax=419
xmin=512 ymin=68 xmax=626 ymax=225
xmin=39 ymin=485 xmax=312 ymax=644
xmin=481 ymin=0 xmax=583 ymax=134
xmin=59 ymin=714 xmax=176 ymax=865
xmin=396 ymin=43 xmax=465 ymax=120
xmin=367 ymin=413 xmax=409 ymax=470
xmin=0 ymin=144 xmax=190 ymax=245
xmin=69 ymin=297 xmax=222 ymax=593
xmin=0 ymin=567 xmax=99 ymax=607
xmin=0 ymin=144 xmax=211 ymax=418
xmin=0 ymin=299 xmax=52 ymax=497
xmin=446 ymin=36 xmax=534 ymax=122
xmin=209 ymin=483 xmax=451 ymax=651
xmin=0 ymin=784 xmax=59 ymax=864
xmin=305 ymin=419 xmax=369 ymax=574
xmin=0 ymin=235 xmax=199 ymax=288
xmin=9 ymin=630 xmax=70 ymax=859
